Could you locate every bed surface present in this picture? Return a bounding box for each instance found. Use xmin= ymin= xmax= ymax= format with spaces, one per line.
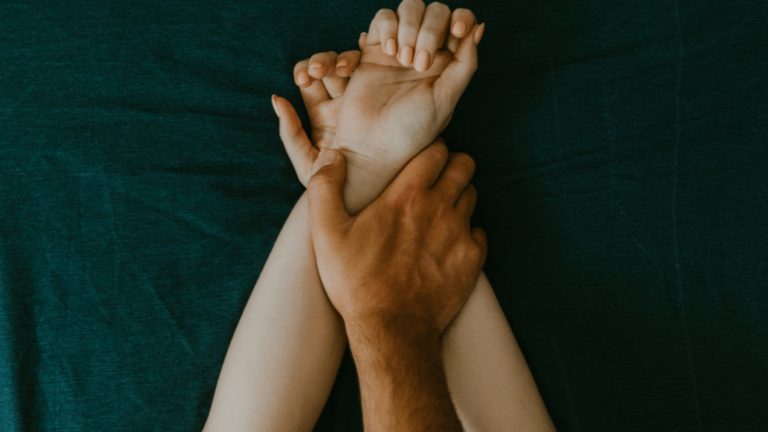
xmin=1 ymin=1 xmax=766 ymax=430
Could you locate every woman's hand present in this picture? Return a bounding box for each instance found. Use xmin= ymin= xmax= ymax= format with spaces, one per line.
xmin=272 ymin=46 xmax=362 ymax=187
xmin=331 ymin=2 xmax=484 ymax=198
xmin=272 ymin=0 xmax=484 ymax=200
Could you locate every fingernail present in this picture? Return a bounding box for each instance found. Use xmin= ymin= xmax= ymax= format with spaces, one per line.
xmin=474 ymin=23 xmax=485 ymax=45
xmin=320 ymin=149 xmax=339 ymax=167
xmin=271 ymin=95 xmax=280 ymax=118
xmin=336 ymin=58 xmax=349 ymax=68
xmin=399 ymin=46 xmax=414 ymax=66
xmin=297 ymin=71 xmax=309 ymax=85
xmin=309 ymin=61 xmax=323 ymax=70
xmin=385 ymin=38 xmax=397 ymax=56
xmin=452 ymin=20 xmax=466 ymax=36
xmin=414 ymin=50 xmax=430 ymax=72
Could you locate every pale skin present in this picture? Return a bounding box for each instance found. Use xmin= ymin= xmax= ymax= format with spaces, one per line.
xmin=202 ymin=1 xmax=556 ymax=431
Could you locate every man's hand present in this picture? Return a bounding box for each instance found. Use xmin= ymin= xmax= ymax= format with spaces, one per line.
xmin=307 ymin=138 xmax=487 ymax=339
xmin=307 ymin=138 xmax=487 ymax=431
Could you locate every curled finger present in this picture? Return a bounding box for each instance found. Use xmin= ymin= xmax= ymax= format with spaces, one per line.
xmin=413 ymin=2 xmax=451 ymax=72
xmin=446 ymin=8 xmax=477 ymax=52
xmin=293 ymin=59 xmax=315 ymax=88
xmin=335 ymin=50 xmax=361 ymax=78
xmin=307 ymin=51 xmax=338 ymax=80
xmin=396 ymin=0 xmax=426 ymax=66
xmin=367 ymin=8 xmax=399 ymax=55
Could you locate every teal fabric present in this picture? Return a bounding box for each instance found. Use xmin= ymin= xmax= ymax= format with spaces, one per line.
xmin=1 ymin=1 xmax=766 ymax=430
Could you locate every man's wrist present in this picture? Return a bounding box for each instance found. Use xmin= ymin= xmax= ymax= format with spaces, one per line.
xmin=345 ymin=318 xmax=463 ymax=432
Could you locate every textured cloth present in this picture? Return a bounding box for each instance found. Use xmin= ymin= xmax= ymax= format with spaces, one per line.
xmin=1 ymin=1 xmax=766 ymax=431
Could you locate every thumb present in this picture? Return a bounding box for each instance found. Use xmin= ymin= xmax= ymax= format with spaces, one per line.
xmin=433 ymin=23 xmax=484 ymax=114
xmin=274 ymin=95 xmax=319 ymax=187
xmin=307 ymin=149 xmax=351 ymax=241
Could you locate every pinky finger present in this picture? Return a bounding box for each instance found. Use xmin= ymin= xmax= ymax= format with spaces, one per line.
xmin=359 ymin=32 xmax=368 ymax=50
xmin=446 ymin=8 xmax=477 ymax=52
xmin=471 ymin=226 xmax=488 ymax=266
xmin=455 ymin=182 xmax=478 ymax=216
xmin=335 ymin=50 xmax=362 ymax=78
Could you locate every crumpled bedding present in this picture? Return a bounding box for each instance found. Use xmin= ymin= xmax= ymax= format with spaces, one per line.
xmin=1 ymin=1 xmax=766 ymax=431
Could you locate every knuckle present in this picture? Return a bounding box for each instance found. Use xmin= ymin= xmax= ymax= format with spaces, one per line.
xmin=419 ymin=28 xmax=441 ymax=43
xmin=399 ymin=0 xmax=425 ymax=10
xmin=465 ymin=182 xmax=477 ymax=198
xmin=426 ymin=141 xmax=449 ymax=159
xmin=454 ymin=7 xmax=474 ymax=18
xmin=473 ymin=242 xmax=486 ymax=262
xmin=376 ymin=8 xmax=395 ymax=19
xmin=453 ymin=152 xmax=476 ymax=173
xmin=401 ymin=187 xmax=425 ymax=212
xmin=474 ymin=228 xmax=487 ymax=246
xmin=293 ymin=59 xmax=308 ymax=72
xmin=400 ymin=1 xmax=425 ymax=16
xmin=428 ymin=2 xmax=450 ymax=15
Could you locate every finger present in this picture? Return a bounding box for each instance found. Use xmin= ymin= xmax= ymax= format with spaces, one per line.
xmin=358 ymin=32 xmax=368 ymax=50
xmin=323 ymin=74 xmax=347 ymax=99
xmin=433 ymin=152 xmax=476 ymax=203
xmin=293 ymin=59 xmax=316 ymax=89
xmin=335 ymin=50 xmax=361 ymax=78
xmin=471 ymin=227 xmax=488 ymax=267
xmin=413 ymin=2 xmax=451 ymax=72
xmin=387 ymin=138 xmax=449 ymax=194
xmin=367 ymin=9 xmax=399 ymax=56
xmin=307 ymin=51 xmax=338 ymax=80
xmin=446 ymin=8 xmax=477 ymax=52
xmin=306 ymin=51 xmax=346 ymax=99
xmin=455 ymin=182 xmax=477 ymax=217
xmin=396 ymin=0 xmax=426 ymax=66
xmin=433 ymin=23 xmax=484 ymax=117
xmin=299 ymin=76 xmax=330 ymax=111
xmin=307 ymin=150 xmax=352 ymax=240
xmin=273 ymin=95 xmax=319 ymax=187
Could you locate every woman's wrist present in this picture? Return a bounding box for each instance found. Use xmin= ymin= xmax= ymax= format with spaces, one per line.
xmin=340 ymin=155 xmax=401 ymax=215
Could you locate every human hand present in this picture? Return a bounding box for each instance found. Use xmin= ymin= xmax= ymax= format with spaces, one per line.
xmin=273 ymin=1 xmax=484 ymax=213
xmin=306 ymin=139 xmax=487 ymax=338
xmin=272 ymin=47 xmax=363 ymax=186
xmin=331 ymin=1 xmax=485 ymax=213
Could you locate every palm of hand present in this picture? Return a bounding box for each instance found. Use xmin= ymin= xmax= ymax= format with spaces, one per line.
xmin=332 ymin=47 xmax=455 ymax=175
xmin=306 ymin=97 xmax=343 ymax=173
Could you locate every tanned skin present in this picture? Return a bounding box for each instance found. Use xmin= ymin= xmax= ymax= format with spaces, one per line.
xmin=307 ymin=139 xmax=486 ymax=431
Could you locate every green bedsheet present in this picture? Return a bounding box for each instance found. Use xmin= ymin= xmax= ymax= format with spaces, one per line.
xmin=1 ymin=1 xmax=766 ymax=430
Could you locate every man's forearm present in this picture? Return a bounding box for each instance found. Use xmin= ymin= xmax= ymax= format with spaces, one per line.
xmin=347 ymin=321 xmax=463 ymax=432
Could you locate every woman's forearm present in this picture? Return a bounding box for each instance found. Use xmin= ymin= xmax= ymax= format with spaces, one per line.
xmin=442 ymin=272 xmax=556 ymax=432
xmin=203 ymin=192 xmax=347 ymax=432
xmin=205 ymin=172 xmax=554 ymax=432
